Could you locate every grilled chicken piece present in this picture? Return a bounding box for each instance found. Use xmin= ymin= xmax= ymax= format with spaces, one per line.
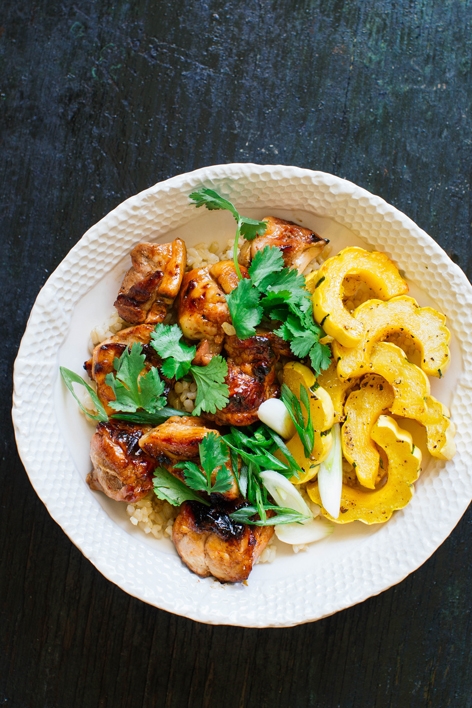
xmin=204 ymin=332 xmax=291 ymax=427
xmin=87 ymin=421 xmax=156 ymax=503
xmin=239 ymin=216 xmax=328 ymax=273
xmin=172 ymin=501 xmax=274 ymax=582
xmin=177 ymin=260 xmax=248 ymax=358
xmin=139 ymin=416 xmax=239 ymax=500
xmin=139 ymin=416 xmax=213 ymax=462
xmin=114 ymin=239 xmax=186 ymax=324
xmin=84 ymin=324 xmax=162 ymax=416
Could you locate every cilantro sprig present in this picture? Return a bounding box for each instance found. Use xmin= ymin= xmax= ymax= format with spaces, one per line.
xmin=176 ymin=432 xmax=234 ymax=496
xmin=153 ymin=467 xmax=210 ymax=507
xmin=189 ymin=187 xmax=331 ymax=374
xmin=226 ymin=244 xmax=331 ymax=373
xmin=189 ymin=187 xmax=267 ymax=280
xmin=105 ymin=343 xmax=166 ymax=413
xmin=151 ymin=323 xmax=229 ymax=415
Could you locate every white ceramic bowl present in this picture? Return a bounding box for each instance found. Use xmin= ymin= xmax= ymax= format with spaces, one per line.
xmin=12 ymin=164 xmax=472 ymax=627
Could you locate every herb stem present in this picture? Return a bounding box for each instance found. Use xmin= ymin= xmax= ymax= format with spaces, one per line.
xmin=233 ymin=220 xmax=243 ymax=280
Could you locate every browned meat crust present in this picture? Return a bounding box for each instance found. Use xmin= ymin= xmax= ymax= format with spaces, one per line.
xmin=177 ymin=260 xmax=249 ymax=358
xmin=114 ymin=239 xmax=186 ymax=324
xmin=87 ymin=421 xmax=156 ymax=503
xmin=139 ymin=416 xmax=239 ymax=500
xmin=239 ymin=216 xmax=328 ymax=273
xmin=139 ymin=416 xmax=213 ymax=461
xmin=204 ymin=332 xmax=291 ymax=427
xmin=84 ymin=324 xmax=163 ymax=416
xmin=172 ymin=501 xmax=274 ymax=582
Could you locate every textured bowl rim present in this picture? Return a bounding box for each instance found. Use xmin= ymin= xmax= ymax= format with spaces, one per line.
xmin=12 ymin=164 xmax=472 ymax=627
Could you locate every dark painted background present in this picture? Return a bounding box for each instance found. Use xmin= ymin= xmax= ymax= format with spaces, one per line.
xmin=2 ymin=1 xmax=471 ymax=706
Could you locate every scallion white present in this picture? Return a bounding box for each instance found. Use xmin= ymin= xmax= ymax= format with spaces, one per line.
xmin=257 ymin=398 xmax=296 ymax=439
xmin=317 ymin=422 xmax=343 ymax=519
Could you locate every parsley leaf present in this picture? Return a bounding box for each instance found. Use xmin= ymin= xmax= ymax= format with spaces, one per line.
xmin=226 ymin=278 xmax=263 ymax=339
xmin=150 ymin=323 xmax=196 ymax=379
xmin=191 ymin=356 xmax=229 ymax=415
xmin=176 ymin=432 xmax=233 ymax=495
xmin=153 ymin=468 xmax=210 ymax=507
xmin=105 ymin=343 xmax=166 ymax=413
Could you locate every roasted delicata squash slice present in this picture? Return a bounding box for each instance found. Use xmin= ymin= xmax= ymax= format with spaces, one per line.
xmin=316 ymin=361 xmax=357 ymax=423
xmin=308 ymin=416 xmax=422 ymax=524
xmin=312 ymin=247 xmax=408 ymax=348
xmin=342 ymin=374 xmax=395 ymax=488
xmin=346 ymin=342 xmax=455 ymax=459
xmin=422 ymin=396 xmax=456 ymax=460
xmin=305 ymin=270 xmax=320 ymax=294
xmin=334 ymin=296 xmax=451 ymax=379
xmin=280 ymin=362 xmax=334 ymax=481
xmin=354 ymin=342 xmax=431 ymax=419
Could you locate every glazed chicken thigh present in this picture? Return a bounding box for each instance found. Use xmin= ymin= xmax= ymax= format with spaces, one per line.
xmin=114 ymin=239 xmax=186 ymax=324
xmin=177 ymin=260 xmax=248 ymax=364
xmin=205 ymin=332 xmax=292 ymax=427
xmin=88 ymin=421 xmax=156 ymax=503
xmin=84 ymin=324 xmax=163 ymax=415
xmin=239 ymin=216 xmax=328 ymax=273
xmin=172 ymin=501 xmax=274 ymax=582
xmin=139 ymin=416 xmax=239 ymax=500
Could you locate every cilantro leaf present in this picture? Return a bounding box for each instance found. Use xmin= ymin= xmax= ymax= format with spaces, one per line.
xmin=309 ymin=342 xmax=332 ymax=373
xmin=239 ymin=216 xmax=268 ymax=241
xmin=226 ymin=278 xmax=263 ymax=339
xmin=248 ymin=246 xmax=284 ymax=288
xmin=151 ymin=324 xmax=196 ymax=380
xmin=190 ymin=356 xmax=229 ymax=415
xmin=176 ymin=432 xmax=233 ymax=495
xmin=60 ymin=367 xmax=109 ymax=422
xmin=153 ymin=468 xmax=210 ymax=507
xmin=189 ymin=187 xmax=240 ymax=218
xmin=189 ymin=187 xmax=267 ymax=279
xmin=106 ymin=343 xmax=166 ymax=413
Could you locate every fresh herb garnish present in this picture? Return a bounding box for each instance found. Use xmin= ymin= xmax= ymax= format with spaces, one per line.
xmin=60 ymin=367 xmax=109 ymax=422
xmin=190 ymin=356 xmax=229 ymax=415
xmin=151 ymin=323 xmax=229 ymax=415
xmin=111 ymin=408 xmax=184 ymax=425
xmin=280 ymin=383 xmax=315 ymax=458
xmin=153 ymin=468 xmax=210 ymax=507
xmin=189 ymin=188 xmax=331 ymax=374
xmin=150 ymin=324 xmax=196 ymax=379
xmin=176 ymin=432 xmax=233 ymax=495
xmin=222 ymin=422 xmax=302 ymax=520
xmin=225 ymin=278 xmax=263 ymax=340
xmin=105 ymin=343 xmax=166 ymax=413
xmin=189 ymin=187 xmax=267 ymax=280
xmin=229 ymin=505 xmax=310 ymax=526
